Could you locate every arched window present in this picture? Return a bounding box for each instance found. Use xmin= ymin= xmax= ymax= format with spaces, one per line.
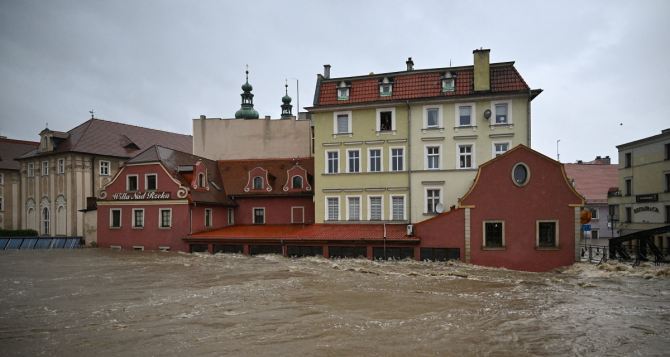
xmin=41 ymin=207 xmax=50 ymax=236
xmin=198 ymin=173 xmax=206 ymax=188
xmin=292 ymin=175 xmax=303 ymax=189
xmin=253 ymin=176 xmax=263 ymax=190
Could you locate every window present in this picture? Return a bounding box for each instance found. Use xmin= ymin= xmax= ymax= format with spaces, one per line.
xmin=426 ymin=189 xmax=440 ymax=214
xmin=198 ymin=173 xmax=206 ymax=188
xmin=159 ymin=208 xmax=171 ymax=228
xmin=110 ymin=209 xmax=121 ymax=228
xmin=127 ymin=175 xmax=138 ymax=192
xmin=624 ymin=152 xmax=632 ymax=168
xmin=327 ymin=197 xmax=339 ymax=221
xmin=424 ymin=106 xmax=441 ymax=128
xmin=512 ymin=163 xmax=530 ymax=186
xmin=253 ymin=176 xmax=263 ymax=190
xmin=590 ymin=208 xmax=599 ymax=220
xmin=99 ymin=161 xmax=110 ymax=176
xmin=227 ymin=208 xmax=234 ymax=225
xmin=132 ymin=209 xmax=144 ymax=228
xmin=666 ymin=144 xmax=670 ymax=161
xmin=42 ymin=161 xmax=49 ymax=176
xmin=253 ymin=208 xmax=265 ymax=224
xmin=493 ymin=142 xmax=510 ymax=157
xmin=204 ymin=208 xmax=213 ymax=227
xmin=334 ymin=111 xmax=351 ymax=134
xmin=57 ymin=159 xmax=65 ymax=174
xmin=27 ymin=163 xmax=34 ymax=177
xmin=591 ymin=230 xmax=599 ymax=240
xmin=291 ymin=206 xmax=304 ymax=224
xmin=347 ymin=149 xmax=360 ymax=173
xmin=494 ymin=102 xmax=509 ymax=124
xmin=377 ymin=108 xmax=395 ymax=132
xmin=458 ymin=105 xmax=472 ymax=126
xmin=369 ymin=196 xmax=382 ymax=221
xmin=665 ymin=173 xmax=670 ymax=192
xmin=368 ymin=148 xmax=382 ymax=172
xmin=392 ymin=196 xmax=405 ymax=221
xmin=347 ymin=197 xmax=361 ymax=221
xmin=484 ymin=221 xmax=504 ymax=248
xmin=624 ymin=178 xmax=632 ymax=196
xmin=337 ymin=81 xmax=350 ymax=100
xmin=146 ymin=174 xmax=157 ymax=191
xmin=426 ymin=146 xmax=440 ymax=170
xmin=537 ymin=221 xmax=558 ymax=248
xmin=625 ymin=207 xmax=632 ymax=223
xmin=292 ymin=176 xmax=303 ymax=189
xmin=379 ymin=77 xmax=393 ymax=96
xmin=41 ymin=207 xmax=50 ymax=235
xmin=441 ymin=75 xmax=455 ymax=92
xmin=458 ymin=144 xmax=473 ymax=169
xmin=326 ymin=150 xmax=339 ymax=174
xmin=391 ymin=148 xmax=404 ymax=171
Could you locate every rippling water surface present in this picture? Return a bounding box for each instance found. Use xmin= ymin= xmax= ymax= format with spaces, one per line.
xmin=1 ymin=249 xmax=668 ymax=356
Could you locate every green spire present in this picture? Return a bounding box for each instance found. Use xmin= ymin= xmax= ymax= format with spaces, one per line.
xmin=235 ymin=65 xmax=259 ymax=119
xmin=280 ymin=79 xmax=293 ymax=119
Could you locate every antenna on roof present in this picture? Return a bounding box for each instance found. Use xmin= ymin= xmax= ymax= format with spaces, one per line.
xmin=449 ymin=59 xmax=452 ymax=67
xmin=89 ymin=110 xmax=95 ymax=119
xmin=45 ymin=122 xmax=48 ymax=129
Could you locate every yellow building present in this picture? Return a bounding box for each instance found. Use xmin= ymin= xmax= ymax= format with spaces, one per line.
xmin=308 ymin=49 xmax=542 ymax=224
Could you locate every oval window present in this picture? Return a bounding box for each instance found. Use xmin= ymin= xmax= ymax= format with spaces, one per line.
xmin=512 ymin=163 xmax=529 ymax=186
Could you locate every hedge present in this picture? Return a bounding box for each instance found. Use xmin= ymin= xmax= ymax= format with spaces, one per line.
xmin=0 ymin=229 xmax=39 ymax=237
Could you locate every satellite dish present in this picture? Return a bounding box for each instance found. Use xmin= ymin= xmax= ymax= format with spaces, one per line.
xmin=435 ymin=203 xmax=444 ymax=213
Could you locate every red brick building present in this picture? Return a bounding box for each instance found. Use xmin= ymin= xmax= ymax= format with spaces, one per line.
xmin=415 ymin=145 xmax=584 ymax=271
xmin=97 ymin=146 xmax=234 ymax=251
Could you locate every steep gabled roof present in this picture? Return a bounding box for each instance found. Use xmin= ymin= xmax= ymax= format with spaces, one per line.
xmin=19 ymin=118 xmax=192 ymax=159
xmin=218 ymin=157 xmax=314 ymax=196
xmin=564 ymin=163 xmax=618 ymax=204
xmin=0 ymin=138 xmax=39 ymax=170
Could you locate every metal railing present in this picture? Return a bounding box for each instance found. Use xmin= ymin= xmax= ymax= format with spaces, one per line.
xmin=0 ymin=236 xmax=83 ymax=250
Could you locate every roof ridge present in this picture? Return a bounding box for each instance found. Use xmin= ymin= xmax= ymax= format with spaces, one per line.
xmin=218 ymin=157 xmax=313 ymax=163
xmin=322 ymin=61 xmax=517 ymax=82
xmin=90 ymin=118 xmax=192 ymax=138
xmin=0 ymin=138 xmax=39 ymax=145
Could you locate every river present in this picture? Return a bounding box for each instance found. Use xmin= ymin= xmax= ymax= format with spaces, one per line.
xmin=1 ymin=249 xmax=668 ymax=356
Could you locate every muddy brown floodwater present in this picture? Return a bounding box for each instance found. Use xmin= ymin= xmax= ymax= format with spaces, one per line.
xmin=0 ymin=249 xmax=669 ymax=356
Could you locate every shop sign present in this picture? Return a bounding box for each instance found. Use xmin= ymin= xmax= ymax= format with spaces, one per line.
xmin=112 ymin=191 xmax=171 ymax=200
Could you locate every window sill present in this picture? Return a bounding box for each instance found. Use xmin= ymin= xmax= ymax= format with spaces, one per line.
xmin=337 ymin=97 xmax=349 ymax=101
xmin=109 ymin=227 xmax=121 ymax=230
xmin=481 ymin=246 xmax=506 ymax=251
xmin=454 ymin=125 xmax=477 ymax=130
xmin=490 ymin=123 xmax=514 ymax=129
xmin=332 ymin=133 xmax=353 ymax=138
xmin=159 ymin=226 xmax=172 ymax=230
xmin=423 ymin=212 xmax=438 ymax=216
xmin=376 ymin=130 xmax=397 ymax=136
xmin=535 ymin=246 xmax=560 ymax=251
xmin=422 ymin=127 xmax=444 ymax=133
xmin=132 ymin=227 xmax=144 ymax=230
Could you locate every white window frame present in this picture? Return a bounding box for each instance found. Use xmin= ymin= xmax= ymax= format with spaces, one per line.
xmin=389 ymin=146 xmax=405 ymax=172
xmin=424 ymin=144 xmax=442 ymax=170
xmin=337 ymin=83 xmax=350 ymax=100
xmin=423 ymin=105 xmax=443 ymax=129
xmin=132 ymin=208 xmax=144 ymax=229
xmin=333 ymin=111 xmax=352 ymax=134
xmin=252 ymin=207 xmax=266 ymax=224
xmin=346 ymin=148 xmax=361 ymax=173
xmin=57 ymin=159 xmax=65 ymax=174
xmin=492 ymin=141 xmax=511 ymax=158
xmin=376 ymin=107 xmax=396 ymax=132
xmin=126 ymin=174 xmax=139 ymax=192
xmin=27 ymin=162 xmax=34 ymax=177
xmin=109 ymin=208 xmax=122 ymax=229
xmin=198 ymin=173 xmax=206 ymax=188
xmin=483 ymin=221 xmax=505 ymax=248
xmin=390 ymin=194 xmax=406 ymax=221
xmin=227 ymin=208 xmax=234 ymax=225
xmin=325 ymin=196 xmax=340 ymax=221
xmin=424 ymin=187 xmax=442 ymax=214
xmin=457 ymin=143 xmax=475 ymax=169
xmin=42 ymin=160 xmax=49 ymax=176
xmin=455 ymin=103 xmax=476 ymax=127
xmin=325 ymin=149 xmax=340 ymax=174
xmin=368 ymin=147 xmax=383 ymax=172
xmin=99 ymin=160 xmax=111 ymax=176
xmin=491 ymin=100 xmax=512 ymax=124
xmin=536 ymin=220 xmax=559 ymax=248
xmin=346 ymin=195 xmax=362 ymax=221
xmin=145 ymin=173 xmax=158 ymax=191
xmin=204 ymin=208 xmax=213 ymax=227
xmin=159 ymin=208 xmax=172 ymax=228
xmin=367 ymin=195 xmax=384 ymax=221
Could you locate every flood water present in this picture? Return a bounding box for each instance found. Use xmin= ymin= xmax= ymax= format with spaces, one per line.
xmin=1 ymin=250 xmax=668 ymax=356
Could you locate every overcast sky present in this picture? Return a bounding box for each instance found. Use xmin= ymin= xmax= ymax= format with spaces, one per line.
xmin=1 ymin=0 xmax=668 ymax=163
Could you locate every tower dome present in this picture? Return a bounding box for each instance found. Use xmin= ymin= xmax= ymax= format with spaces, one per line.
xmin=235 ymin=68 xmax=259 ymax=119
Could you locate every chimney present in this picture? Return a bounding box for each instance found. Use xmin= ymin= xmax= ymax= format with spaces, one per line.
xmin=473 ymin=48 xmax=491 ymax=92
xmin=199 ymin=115 xmax=206 ymax=120
xmin=323 ymin=64 xmax=331 ymax=79
xmin=264 ymin=115 xmax=271 ymax=120
xmin=406 ymin=57 xmax=414 ymax=71
xmin=601 ymin=156 xmax=611 ymax=165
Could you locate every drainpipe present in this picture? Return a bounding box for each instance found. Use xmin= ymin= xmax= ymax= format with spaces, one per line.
xmin=406 ymin=100 xmax=412 ymax=223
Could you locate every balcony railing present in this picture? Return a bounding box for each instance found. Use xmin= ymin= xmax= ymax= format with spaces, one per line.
xmin=608 ymin=189 xmax=621 ymax=198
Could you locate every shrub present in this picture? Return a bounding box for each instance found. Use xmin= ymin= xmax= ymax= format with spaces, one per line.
xmin=0 ymin=229 xmax=39 ymax=237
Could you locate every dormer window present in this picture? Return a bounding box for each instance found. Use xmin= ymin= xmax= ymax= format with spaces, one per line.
xmin=253 ymin=176 xmax=263 ymax=190
xmin=441 ymin=72 xmax=456 ymax=92
xmin=337 ymin=81 xmax=350 ymax=100
xmin=198 ymin=173 xmax=206 ymax=188
xmin=292 ymin=176 xmax=303 ymax=189
xmin=379 ymin=77 xmax=393 ymax=97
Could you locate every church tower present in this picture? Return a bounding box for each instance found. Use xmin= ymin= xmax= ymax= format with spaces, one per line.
xmin=235 ymin=67 xmax=260 ymax=119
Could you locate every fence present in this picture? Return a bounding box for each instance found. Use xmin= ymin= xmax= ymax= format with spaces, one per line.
xmin=0 ymin=237 xmax=83 ymax=250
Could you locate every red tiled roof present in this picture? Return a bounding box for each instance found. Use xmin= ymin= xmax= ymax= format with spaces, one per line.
xmin=0 ymin=138 xmax=38 ymax=170
xmin=564 ymin=163 xmax=619 ymax=204
xmin=218 ymin=158 xmax=314 ymax=196
xmin=188 ymin=224 xmax=413 ymax=241
xmin=314 ymin=63 xmax=531 ymax=106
